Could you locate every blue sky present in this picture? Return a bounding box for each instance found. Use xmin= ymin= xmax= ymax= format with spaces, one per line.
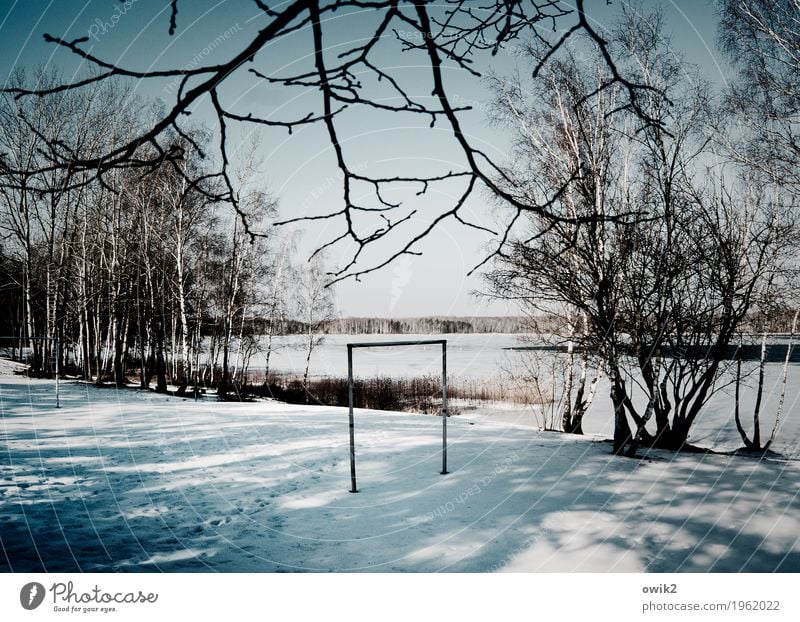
xmin=0 ymin=1 xmax=729 ymax=318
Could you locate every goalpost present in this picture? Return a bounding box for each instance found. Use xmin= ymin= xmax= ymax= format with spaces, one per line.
xmin=0 ymin=335 xmax=61 ymax=409
xmin=346 ymin=339 xmax=448 ymax=493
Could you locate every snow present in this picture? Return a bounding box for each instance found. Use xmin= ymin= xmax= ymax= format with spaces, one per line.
xmin=0 ymin=358 xmax=27 ymax=376
xmin=2 ymin=373 xmax=799 ymax=572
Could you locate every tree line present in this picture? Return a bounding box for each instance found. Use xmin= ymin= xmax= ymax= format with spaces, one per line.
xmin=0 ymin=70 xmax=334 ymax=396
xmin=275 ymin=316 xmax=531 ymax=335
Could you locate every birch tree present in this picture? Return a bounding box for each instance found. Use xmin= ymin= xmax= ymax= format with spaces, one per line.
xmin=294 ymin=255 xmax=337 ymax=393
xmin=719 ymin=0 xmax=800 ymax=196
xmin=486 ymin=8 xmax=796 ymax=455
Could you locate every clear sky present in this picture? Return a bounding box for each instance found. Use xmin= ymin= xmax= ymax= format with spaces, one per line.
xmin=0 ymin=1 xmax=729 ymax=318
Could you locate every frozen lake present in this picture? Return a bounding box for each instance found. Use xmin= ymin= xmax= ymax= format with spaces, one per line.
xmin=253 ymin=333 xmax=800 ymax=455
xmin=260 ymin=332 xmax=526 ymax=379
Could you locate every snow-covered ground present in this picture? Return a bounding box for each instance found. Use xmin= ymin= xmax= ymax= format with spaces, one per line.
xmin=0 ymin=358 xmax=27 ymax=376
xmin=2 ymin=374 xmax=799 ymax=572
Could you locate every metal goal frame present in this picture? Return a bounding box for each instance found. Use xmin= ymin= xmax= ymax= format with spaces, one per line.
xmin=346 ymin=339 xmax=449 ymax=493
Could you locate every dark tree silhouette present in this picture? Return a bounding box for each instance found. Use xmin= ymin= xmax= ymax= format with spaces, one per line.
xmin=1 ymin=0 xmax=661 ymax=282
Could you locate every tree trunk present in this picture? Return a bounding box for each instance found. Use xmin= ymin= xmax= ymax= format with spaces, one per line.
xmin=577 ymin=370 xmax=601 ymax=434
xmin=93 ymin=297 xmax=103 ymax=386
xmin=155 ymin=328 xmax=168 ymax=393
xmin=303 ymin=329 xmax=314 ymax=402
xmin=610 ymin=368 xmax=632 ymax=455
xmin=176 ymin=257 xmax=190 ymax=390
xmin=733 ymin=335 xmax=752 ymax=448
xmin=561 ymin=325 xmax=575 ymax=432
xmin=768 ymin=310 xmax=798 ymax=449
xmin=752 ymin=331 xmax=767 ymax=449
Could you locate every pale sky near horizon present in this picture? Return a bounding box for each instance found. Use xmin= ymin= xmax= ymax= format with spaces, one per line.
xmin=0 ymin=1 xmax=729 ymax=318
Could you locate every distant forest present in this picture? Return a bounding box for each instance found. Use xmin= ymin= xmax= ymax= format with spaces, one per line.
xmin=270 ymin=310 xmax=800 ymax=337
xmin=264 ymin=316 xmax=532 ymax=336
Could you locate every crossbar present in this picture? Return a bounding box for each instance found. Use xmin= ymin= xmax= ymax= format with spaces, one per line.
xmin=348 ymin=339 xmax=446 ymax=348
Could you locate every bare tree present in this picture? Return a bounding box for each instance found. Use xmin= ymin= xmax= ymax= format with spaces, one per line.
xmin=0 ymin=69 xmax=139 ymax=375
xmin=214 ymin=210 xmax=272 ymax=398
xmin=155 ymin=136 xmax=216 ymax=391
xmin=503 ymin=316 xmax=601 ymax=433
xmin=0 ymin=1 xmax=665 ymax=283
xmin=719 ymin=0 xmax=800 ymax=195
xmin=294 ymin=254 xmax=337 ymax=393
xmin=262 ymin=234 xmax=296 ymax=378
xmin=0 ymin=68 xmax=296 ymax=399
xmin=485 ymin=8 xmax=797 ymax=455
